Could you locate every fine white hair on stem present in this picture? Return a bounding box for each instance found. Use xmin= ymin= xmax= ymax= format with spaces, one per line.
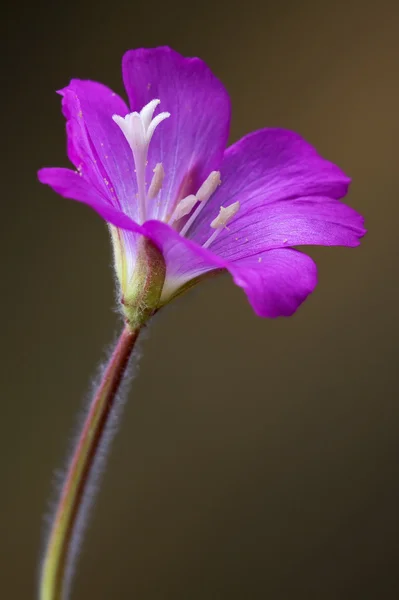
xmin=39 ymin=326 xmax=145 ymax=599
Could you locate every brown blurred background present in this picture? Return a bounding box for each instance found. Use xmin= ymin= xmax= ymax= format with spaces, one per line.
xmin=1 ymin=0 xmax=398 ymax=598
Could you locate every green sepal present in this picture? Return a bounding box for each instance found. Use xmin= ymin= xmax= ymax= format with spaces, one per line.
xmin=121 ymin=238 xmax=166 ymax=329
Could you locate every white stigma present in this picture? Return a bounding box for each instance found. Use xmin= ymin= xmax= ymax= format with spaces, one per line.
xmin=203 ymin=201 xmax=240 ymax=249
xmin=112 ymin=100 xmax=170 ymax=152
xmin=179 ymin=170 xmax=221 ymax=236
xmin=112 ymin=99 xmax=170 ymax=222
xmin=147 ymin=163 xmax=165 ymax=201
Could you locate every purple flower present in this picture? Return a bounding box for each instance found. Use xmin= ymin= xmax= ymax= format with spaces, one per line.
xmin=38 ymin=46 xmax=365 ymax=320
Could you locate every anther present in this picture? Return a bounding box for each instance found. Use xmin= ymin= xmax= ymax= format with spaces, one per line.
xmin=169 ymin=194 xmax=198 ymax=225
xmin=196 ymin=171 xmax=221 ymax=202
xmin=179 ymin=170 xmax=221 ymax=237
xmin=147 ymin=163 xmax=165 ymax=200
xmin=203 ymin=201 xmax=240 ymax=249
xmin=210 ymin=201 xmax=240 ymax=229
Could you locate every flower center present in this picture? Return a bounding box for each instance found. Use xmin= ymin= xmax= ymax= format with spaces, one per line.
xmin=113 ymin=99 xmax=239 ymax=248
xmin=112 ymin=100 xmax=170 ymax=223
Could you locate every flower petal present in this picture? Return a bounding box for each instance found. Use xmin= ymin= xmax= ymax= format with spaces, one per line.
xmin=187 ymin=128 xmax=363 ymax=255
xmin=137 ymin=220 xmax=316 ymax=317
xmin=141 ymin=220 xmax=226 ymax=299
xmin=59 ymin=80 xmax=141 ymax=220
xmin=122 ymin=47 xmax=231 ymax=221
xmin=38 ymin=167 xmax=141 ymax=230
xmin=204 ymin=196 xmax=365 ymax=262
xmin=228 ymin=248 xmax=317 ymax=318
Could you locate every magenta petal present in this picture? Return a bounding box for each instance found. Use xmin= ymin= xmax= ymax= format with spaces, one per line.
xmin=205 ymin=196 xmax=365 ymax=261
xmin=59 ymin=80 xmax=141 ymax=221
xmin=137 ymin=220 xmax=316 ymax=317
xmin=188 ymin=128 xmax=359 ymax=251
xmin=39 ymin=167 xmax=147 ymax=284
xmin=140 ymin=220 xmax=226 ymax=296
xmin=38 ymin=167 xmax=142 ymax=231
xmin=228 ymin=249 xmax=317 ymax=318
xmin=122 ymin=47 xmax=231 ymax=221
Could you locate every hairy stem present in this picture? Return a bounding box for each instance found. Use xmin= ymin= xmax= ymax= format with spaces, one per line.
xmin=39 ymin=324 xmax=139 ymax=600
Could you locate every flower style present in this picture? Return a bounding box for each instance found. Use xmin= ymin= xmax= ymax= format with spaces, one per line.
xmin=38 ymin=46 xmax=365 ymax=323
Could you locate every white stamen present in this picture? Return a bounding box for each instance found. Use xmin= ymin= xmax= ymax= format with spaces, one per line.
xmin=210 ymin=201 xmax=240 ymax=229
xmin=112 ymin=99 xmax=170 ymax=222
xmin=179 ymin=170 xmax=221 ymax=236
xmin=147 ymin=163 xmax=165 ymax=200
xmin=202 ymin=201 xmax=240 ymax=249
xmin=169 ymin=194 xmax=198 ymax=225
xmin=202 ymin=229 xmax=220 ymax=249
xmin=196 ymin=171 xmax=221 ymax=202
